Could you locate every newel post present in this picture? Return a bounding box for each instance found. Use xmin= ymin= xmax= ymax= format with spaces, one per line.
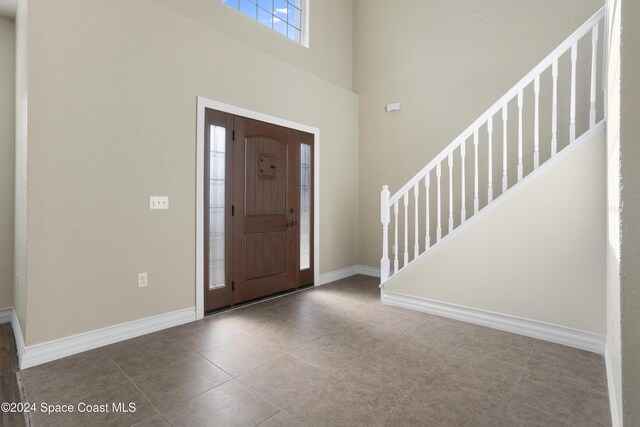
xmin=380 ymin=185 xmax=391 ymax=283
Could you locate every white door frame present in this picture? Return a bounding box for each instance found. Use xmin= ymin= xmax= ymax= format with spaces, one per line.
xmin=196 ymin=97 xmax=321 ymax=319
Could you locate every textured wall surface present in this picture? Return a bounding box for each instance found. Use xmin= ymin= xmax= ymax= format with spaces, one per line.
xmin=24 ymin=0 xmax=358 ymax=345
xmin=354 ymin=0 xmax=604 ymax=268
xmin=619 ymin=0 xmax=640 ymax=424
xmin=385 ymin=127 xmax=606 ymax=334
xmin=0 ymin=16 xmax=14 ymax=309
xmin=153 ymin=0 xmax=353 ymax=91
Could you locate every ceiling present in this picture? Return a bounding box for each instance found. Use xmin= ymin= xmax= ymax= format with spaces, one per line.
xmin=0 ymin=0 xmax=16 ymax=19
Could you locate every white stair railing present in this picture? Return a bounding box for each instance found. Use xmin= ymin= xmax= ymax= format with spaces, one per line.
xmin=380 ymin=7 xmax=604 ymax=284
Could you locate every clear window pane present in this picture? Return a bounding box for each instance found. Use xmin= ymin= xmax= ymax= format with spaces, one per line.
xmin=288 ymin=26 xmax=300 ymax=43
xmin=273 ymin=18 xmax=287 ymax=37
xmin=239 ymin=0 xmax=257 ymax=19
xmin=257 ymin=0 xmax=271 ymax=10
xmin=258 ymin=7 xmax=273 ymax=28
xmin=300 ymin=144 xmax=311 ymax=270
xmin=209 ymin=126 xmax=226 ymax=289
xmin=288 ymin=4 xmax=301 ymax=29
xmin=274 ymin=0 xmax=288 ymax=20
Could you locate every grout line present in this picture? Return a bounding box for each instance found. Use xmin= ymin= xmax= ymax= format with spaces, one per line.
xmin=111 ymin=358 xmax=175 ymax=427
xmin=499 ymin=345 xmax=534 ymax=426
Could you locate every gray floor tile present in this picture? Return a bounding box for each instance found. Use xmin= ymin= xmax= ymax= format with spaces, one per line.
xmin=527 ymin=340 xmax=608 ymax=393
xmin=200 ymin=334 xmax=286 ymax=377
xmin=510 ymin=367 xmax=611 ymax=426
xmin=282 ymin=377 xmax=395 ymax=427
xmin=160 ymin=379 xmax=279 ymax=427
xmin=130 ymin=353 xmax=231 ymax=410
xmin=237 ymin=355 xmax=331 ymax=408
xmin=386 ymin=370 xmax=509 ymax=427
xmin=130 ymin=413 xmax=171 ymax=427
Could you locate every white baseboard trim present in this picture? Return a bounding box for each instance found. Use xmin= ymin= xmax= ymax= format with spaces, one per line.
xmin=11 ymin=309 xmax=25 ymax=365
xmin=0 ymin=307 xmax=12 ymax=324
xmin=20 ymin=307 xmax=196 ymax=369
xmin=316 ymin=266 xmax=358 ymax=286
xmin=0 ymin=307 xmax=26 ymax=365
xmin=381 ymin=290 xmax=605 ymax=354
xmin=316 ymin=265 xmax=381 ymax=286
xmin=354 ymin=265 xmax=381 ymax=277
xmin=605 ymin=342 xmax=622 ymax=427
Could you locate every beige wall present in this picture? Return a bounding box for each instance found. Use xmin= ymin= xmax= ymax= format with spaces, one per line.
xmin=385 ymin=127 xmax=606 ymax=334
xmin=13 ymin=0 xmax=27 ymax=335
xmin=153 ymin=0 xmax=353 ymax=91
xmin=0 ymin=16 xmax=14 ymax=309
xmin=619 ymin=0 xmax=640 ymax=424
xmin=24 ymin=0 xmax=358 ymax=345
xmin=355 ymin=0 xmax=604 ymax=268
xmin=605 ymin=0 xmax=622 ymax=422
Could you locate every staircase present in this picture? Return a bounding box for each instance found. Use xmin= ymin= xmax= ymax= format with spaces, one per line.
xmin=379 ymin=7 xmax=605 ymax=286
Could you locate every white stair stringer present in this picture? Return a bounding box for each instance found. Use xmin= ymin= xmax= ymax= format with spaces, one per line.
xmin=381 ymin=122 xmax=606 ymax=344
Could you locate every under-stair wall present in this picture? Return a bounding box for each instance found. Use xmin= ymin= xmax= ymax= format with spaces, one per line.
xmin=383 ymin=124 xmax=606 ymax=348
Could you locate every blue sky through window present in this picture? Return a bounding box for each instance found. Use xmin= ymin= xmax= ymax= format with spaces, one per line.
xmin=221 ymin=0 xmax=304 ymax=44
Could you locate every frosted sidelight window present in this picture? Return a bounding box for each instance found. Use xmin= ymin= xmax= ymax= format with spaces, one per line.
xmin=300 ymin=143 xmax=311 ymax=270
xmin=209 ymin=126 xmax=226 ymax=289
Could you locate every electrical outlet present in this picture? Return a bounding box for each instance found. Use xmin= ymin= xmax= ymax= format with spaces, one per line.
xmin=149 ymin=196 xmax=169 ymax=210
xmin=137 ymin=273 xmax=148 ymax=288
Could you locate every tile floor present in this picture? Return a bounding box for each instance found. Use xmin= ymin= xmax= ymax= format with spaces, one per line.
xmin=20 ymin=275 xmax=611 ymax=426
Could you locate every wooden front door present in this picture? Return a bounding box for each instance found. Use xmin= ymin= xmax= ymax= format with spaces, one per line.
xmin=203 ymin=109 xmax=314 ymax=312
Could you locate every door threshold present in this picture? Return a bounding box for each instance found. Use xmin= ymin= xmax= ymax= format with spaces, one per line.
xmin=204 ymin=284 xmax=314 ymax=317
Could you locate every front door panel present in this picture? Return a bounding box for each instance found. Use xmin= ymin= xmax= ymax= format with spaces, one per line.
xmin=233 ymin=118 xmax=297 ymax=303
xmin=203 ymin=109 xmax=314 ymax=311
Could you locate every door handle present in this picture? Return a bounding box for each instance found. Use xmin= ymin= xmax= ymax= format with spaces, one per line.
xmin=288 ymin=219 xmax=297 ymax=227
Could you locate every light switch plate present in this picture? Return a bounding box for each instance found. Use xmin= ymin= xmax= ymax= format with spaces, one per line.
xmin=386 ymin=102 xmax=401 ymax=112
xmin=149 ymin=196 xmax=169 ymax=210
xmin=138 ymin=272 xmax=148 ymax=288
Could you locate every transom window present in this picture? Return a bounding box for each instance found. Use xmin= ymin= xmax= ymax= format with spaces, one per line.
xmin=220 ymin=0 xmax=305 ymax=45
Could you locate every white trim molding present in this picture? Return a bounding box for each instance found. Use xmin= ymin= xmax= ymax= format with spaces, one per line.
xmin=20 ymin=308 xmax=196 ymax=369
xmin=316 ymin=266 xmax=358 ymax=286
xmin=354 ymin=265 xmax=381 ymax=277
xmin=605 ymin=341 xmax=622 ymax=427
xmin=316 ymin=265 xmax=381 ymax=286
xmin=0 ymin=307 xmax=12 ymax=324
xmin=381 ymin=290 xmax=606 ymax=354
xmin=196 ymin=97 xmax=321 ymax=320
xmin=0 ymin=307 xmax=26 ymax=365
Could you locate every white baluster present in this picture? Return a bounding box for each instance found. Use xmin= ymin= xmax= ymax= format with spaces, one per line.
xmin=448 ymin=153 xmax=454 ymax=233
xmin=380 ymin=186 xmax=390 ymax=282
xmin=393 ymin=201 xmax=399 ymax=273
xmin=413 ymin=183 xmax=419 ymax=260
xmin=502 ymin=106 xmax=508 ymax=193
xmin=590 ymin=23 xmax=599 ymax=128
xmin=403 ymin=193 xmax=409 ymax=266
xmin=425 ymin=174 xmax=430 ymax=249
xmin=534 ymin=76 xmax=540 ymax=169
xmin=436 ymin=163 xmax=442 ymax=241
xmin=517 ymin=90 xmax=523 ymax=182
xmin=460 ymin=140 xmax=466 ymax=223
xmin=570 ymin=42 xmax=577 ymax=143
xmin=552 ymin=58 xmax=558 ymax=156
xmin=473 ymin=129 xmax=479 ymax=214
xmin=487 ymin=117 xmax=494 ymax=203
